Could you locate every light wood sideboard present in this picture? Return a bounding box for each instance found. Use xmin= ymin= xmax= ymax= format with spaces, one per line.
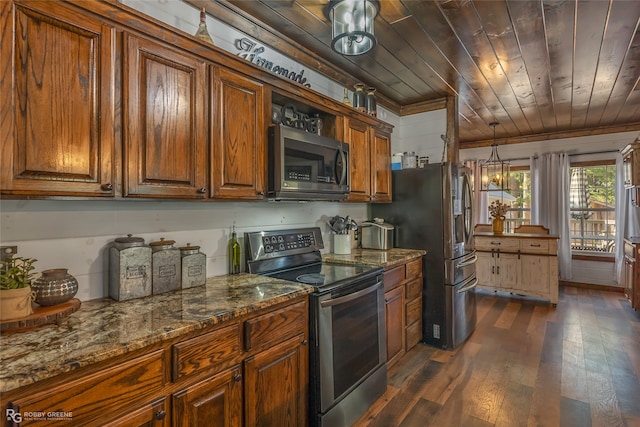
xmin=475 ymin=232 xmax=559 ymax=306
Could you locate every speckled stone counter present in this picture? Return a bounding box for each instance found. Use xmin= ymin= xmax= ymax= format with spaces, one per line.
xmin=322 ymin=248 xmax=425 ymax=269
xmin=0 ymin=274 xmax=312 ymax=393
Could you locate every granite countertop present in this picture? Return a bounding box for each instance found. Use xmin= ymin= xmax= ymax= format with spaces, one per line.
xmin=322 ymin=248 xmax=425 ymax=268
xmin=0 ymin=274 xmax=312 ymax=394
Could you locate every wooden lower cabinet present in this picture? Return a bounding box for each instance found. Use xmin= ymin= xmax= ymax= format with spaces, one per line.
xmin=103 ymin=398 xmax=169 ymax=427
xmin=624 ymin=239 xmax=640 ymax=310
xmin=475 ymin=234 xmax=559 ymax=305
xmin=384 ymin=285 xmax=405 ymax=367
xmin=244 ymin=334 xmax=308 ymax=427
xmin=383 ymin=257 xmax=423 ymax=367
xmin=2 ymin=297 xmax=308 ymax=427
xmin=173 ymin=366 xmax=242 ymax=427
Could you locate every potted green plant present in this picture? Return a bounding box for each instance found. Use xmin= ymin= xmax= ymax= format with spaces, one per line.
xmin=0 ymin=256 xmax=37 ymax=320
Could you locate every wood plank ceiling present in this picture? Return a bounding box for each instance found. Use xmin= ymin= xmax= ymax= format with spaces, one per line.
xmin=191 ymin=0 xmax=640 ymax=147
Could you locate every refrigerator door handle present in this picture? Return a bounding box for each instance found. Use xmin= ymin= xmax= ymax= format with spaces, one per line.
xmin=456 ymin=254 xmax=478 ymax=268
xmin=456 ymin=277 xmax=479 ymax=293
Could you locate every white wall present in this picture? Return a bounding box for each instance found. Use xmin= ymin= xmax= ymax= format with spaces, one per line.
xmin=0 ymin=200 xmax=368 ymax=301
xmin=392 ymin=109 xmax=447 ymax=163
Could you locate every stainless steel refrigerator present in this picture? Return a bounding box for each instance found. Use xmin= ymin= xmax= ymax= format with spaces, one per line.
xmin=372 ymin=163 xmax=478 ymax=349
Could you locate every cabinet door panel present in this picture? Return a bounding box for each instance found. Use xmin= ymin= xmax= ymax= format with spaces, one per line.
xmin=371 ymin=129 xmax=391 ymax=202
xmin=1 ymin=2 xmax=115 ymax=196
xmin=124 ymin=34 xmax=207 ymax=198
xmin=244 ymin=334 xmax=308 ymax=427
xmin=173 ymin=366 xmax=242 ymax=427
xmin=384 ymin=285 xmax=405 ymax=367
xmin=476 ymin=251 xmax=495 ymax=287
xmin=518 ymin=255 xmax=549 ymax=293
xmin=345 ymin=119 xmax=371 ymax=201
xmin=211 ymin=67 xmax=265 ymax=199
xmin=497 ymin=253 xmax=519 ymax=288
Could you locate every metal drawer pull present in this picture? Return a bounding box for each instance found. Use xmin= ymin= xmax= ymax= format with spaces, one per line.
xmin=490 ymin=241 xmax=501 ymax=245
xmin=457 ymin=278 xmax=479 ymax=293
xmin=529 ymin=244 xmax=541 ymax=247
xmin=457 ymin=255 xmax=478 ymax=267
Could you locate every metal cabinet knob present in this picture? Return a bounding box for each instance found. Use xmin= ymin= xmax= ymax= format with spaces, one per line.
xmin=233 ymin=373 xmax=242 ymax=382
xmin=155 ymin=410 xmax=166 ymax=420
xmin=257 ymin=191 xmax=265 ymax=196
xmin=197 ymin=187 xmax=207 ymax=194
xmin=301 ymin=339 xmax=308 ymax=345
xmin=101 ymin=183 xmax=113 ymax=191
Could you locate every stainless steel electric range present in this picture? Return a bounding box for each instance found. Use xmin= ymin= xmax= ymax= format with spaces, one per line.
xmin=245 ymin=227 xmax=387 ymax=427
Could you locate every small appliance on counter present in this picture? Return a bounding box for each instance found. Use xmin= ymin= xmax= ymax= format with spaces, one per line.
xmin=359 ymin=218 xmax=394 ymax=250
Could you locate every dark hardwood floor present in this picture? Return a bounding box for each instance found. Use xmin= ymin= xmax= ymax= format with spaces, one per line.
xmin=354 ymin=286 xmax=640 ymax=427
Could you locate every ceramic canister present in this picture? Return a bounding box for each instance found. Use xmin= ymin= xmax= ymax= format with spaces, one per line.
xmin=109 ymin=234 xmax=152 ymax=301
xmin=179 ymin=243 xmax=206 ymax=288
xmin=150 ymin=238 xmax=181 ymax=294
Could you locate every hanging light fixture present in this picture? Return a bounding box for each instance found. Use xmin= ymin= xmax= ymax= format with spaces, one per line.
xmin=329 ymin=0 xmax=379 ymax=56
xmin=480 ymin=122 xmax=510 ymax=192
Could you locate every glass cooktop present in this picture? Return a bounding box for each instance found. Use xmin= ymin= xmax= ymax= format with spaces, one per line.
xmin=266 ymin=262 xmax=382 ymax=291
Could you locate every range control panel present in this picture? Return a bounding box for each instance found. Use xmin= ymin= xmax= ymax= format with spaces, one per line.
xmin=245 ymin=227 xmax=324 ymax=261
xmin=262 ymin=232 xmax=316 ymax=253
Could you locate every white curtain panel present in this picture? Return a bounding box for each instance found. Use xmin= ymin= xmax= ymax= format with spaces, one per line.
xmin=530 ymin=153 xmax=572 ymax=280
xmin=614 ymin=153 xmax=626 ymax=285
xmin=465 ymin=160 xmax=488 ymax=225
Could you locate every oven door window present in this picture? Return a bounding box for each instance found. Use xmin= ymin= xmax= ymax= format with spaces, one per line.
xmin=331 ymin=289 xmax=380 ymax=397
xmin=318 ymin=280 xmax=384 ymax=411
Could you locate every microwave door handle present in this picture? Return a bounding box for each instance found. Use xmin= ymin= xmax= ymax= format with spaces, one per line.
xmin=335 ymin=149 xmax=347 ymax=186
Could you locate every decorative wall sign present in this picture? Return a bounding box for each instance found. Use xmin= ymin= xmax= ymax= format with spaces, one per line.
xmin=235 ymin=38 xmax=312 ymax=88
xmin=278 ymin=103 xmax=320 ymax=134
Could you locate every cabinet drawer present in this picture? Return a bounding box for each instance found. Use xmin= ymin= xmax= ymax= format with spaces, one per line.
xmin=520 ymin=239 xmax=549 ymax=254
xmin=405 ymin=258 xmax=422 ymax=279
xmin=172 ymin=323 xmax=241 ymax=381
xmin=384 ymin=265 xmax=405 ymax=292
xmin=476 ymin=237 xmax=519 ymax=252
xmin=244 ymin=300 xmax=307 ymax=351
xmin=10 ymin=350 xmax=166 ymax=426
xmin=405 ymin=277 xmax=422 ymax=301
xmin=405 ymin=298 xmax=421 ymax=326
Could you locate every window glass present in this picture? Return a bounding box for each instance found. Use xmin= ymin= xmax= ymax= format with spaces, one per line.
xmin=503 ymin=169 xmax=530 ymax=232
xmin=569 ymin=164 xmax=616 ymax=253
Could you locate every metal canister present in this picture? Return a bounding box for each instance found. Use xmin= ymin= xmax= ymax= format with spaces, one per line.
xmin=179 ymin=243 xmax=206 ymax=288
xmin=150 ymin=237 xmax=181 ymax=294
xmin=109 ymin=234 xmax=152 ymax=301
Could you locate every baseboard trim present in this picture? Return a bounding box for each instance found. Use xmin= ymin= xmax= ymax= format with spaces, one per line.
xmin=560 ymin=280 xmax=624 ymax=293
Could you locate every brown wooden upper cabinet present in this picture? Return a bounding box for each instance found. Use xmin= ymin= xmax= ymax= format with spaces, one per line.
xmin=123 ymin=33 xmax=208 ymax=199
xmin=344 ymin=118 xmax=392 ymax=203
xmin=0 ymin=1 xmax=116 ymax=197
xmin=210 ymin=68 xmax=265 ymax=199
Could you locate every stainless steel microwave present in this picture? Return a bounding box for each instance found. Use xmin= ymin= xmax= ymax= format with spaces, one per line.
xmin=268 ymin=125 xmax=349 ymax=201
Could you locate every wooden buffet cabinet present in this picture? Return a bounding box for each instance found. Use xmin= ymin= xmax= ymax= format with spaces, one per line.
xmin=2 ymin=296 xmax=309 ymax=427
xmin=623 ymin=238 xmax=640 ymax=311
xmin=383 ymin=257 xmax=423 ymax=367
xmin=475 ymin=233 xmax=559 ymax=306
xmin=0 ymin=0 xmax=392 ymax=202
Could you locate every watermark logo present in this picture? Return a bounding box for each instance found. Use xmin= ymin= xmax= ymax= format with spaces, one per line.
xmin=6 ymin=409 xmax=73 ymax=423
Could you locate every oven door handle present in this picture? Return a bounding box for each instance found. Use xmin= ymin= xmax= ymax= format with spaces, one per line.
xmin=320 ymin=282 xmax=381 ymax=308
xmin=456 ymin=277 xmax=479 ymax=294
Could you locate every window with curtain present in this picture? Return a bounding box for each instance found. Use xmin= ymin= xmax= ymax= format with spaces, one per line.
xmin=504 ymin=167 xmax=531 ymax=232
xmin=569 ymin=161 xmax=616 ymax=253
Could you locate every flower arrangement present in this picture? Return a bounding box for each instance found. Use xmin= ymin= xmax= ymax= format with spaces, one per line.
xmin=488 ymin=200 xmax=510 ymax=220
